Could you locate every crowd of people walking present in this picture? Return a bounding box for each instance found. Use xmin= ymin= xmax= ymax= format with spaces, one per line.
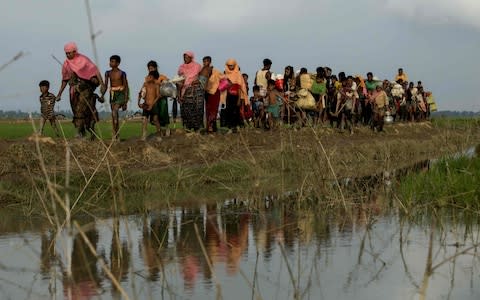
xmin=38 ymin=42 xmax=435 ymax=140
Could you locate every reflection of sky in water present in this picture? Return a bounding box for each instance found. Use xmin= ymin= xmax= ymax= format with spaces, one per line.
xmin=0 ymin=205 xmax=479 ymax=300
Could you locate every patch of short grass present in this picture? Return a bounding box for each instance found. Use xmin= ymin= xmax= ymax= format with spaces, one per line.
xmin=399 ymin=155 xmax=480 ymax=209
xmin=0 ymin=119 xmax=180 ymax=140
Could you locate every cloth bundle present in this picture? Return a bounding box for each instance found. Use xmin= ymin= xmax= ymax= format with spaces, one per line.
xmin=391 ymin=83 xmax=404 ymax=98
xmin=296 ymin=89 xmax=316 ymax=110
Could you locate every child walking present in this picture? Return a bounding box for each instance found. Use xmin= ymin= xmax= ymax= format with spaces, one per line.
xmin=38 ymin=80 xmax=60 ymax=136
xmin=138 ymin=71 xmax=162 ymax=140
xmin=103 ymin=55 xmax=129 ymax=141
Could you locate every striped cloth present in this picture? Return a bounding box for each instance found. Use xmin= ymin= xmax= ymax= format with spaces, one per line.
xmin=39 ymin=92 xmax=56 ymax=119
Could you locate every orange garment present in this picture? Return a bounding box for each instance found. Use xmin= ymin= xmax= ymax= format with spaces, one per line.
xmin=206 ymin=68 xmax=223 ymax=95
xmin=354 ymin=75 xmax=367 ymax=96
xmin=299 ymin=74 xmax=312 ymax=90
xmin=373 ymin=90 xmax=388 ymax=109
xmin=395 ymin=73 xmax=409 ymax=83
xmin=144 ymin=74 xmax=168 ymax=85
xmin=157 ymin=74 xmax=168 ymax=84
xmin=223 ymin=59 xmax=248 ymax=105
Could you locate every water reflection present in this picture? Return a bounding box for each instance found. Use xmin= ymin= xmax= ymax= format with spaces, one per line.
xmin=63 ymin=224 xmax=102 ymax=299
xmin=0 ymin=196 xmax=479 ymax=299
xmin=109 ymin=217 xmax=130 ymax=298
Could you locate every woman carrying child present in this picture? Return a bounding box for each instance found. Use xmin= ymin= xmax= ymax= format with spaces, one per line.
xmin=56 ymin=42 xmax=105 ymax=139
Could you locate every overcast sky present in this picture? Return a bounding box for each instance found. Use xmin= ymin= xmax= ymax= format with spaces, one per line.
xmin=1 ymin=0 xmax=479 ymax=112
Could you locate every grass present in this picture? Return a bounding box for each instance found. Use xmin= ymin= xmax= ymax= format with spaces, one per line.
xmin=2 ymin=116 xmax=475 ymax=140
xmin=399 ymin=155 xmax=480 ymax=211
xmin=431 ymin=117 xmax=480 ymax=130
xmin=0 ymin=116 xmax=479 ymax=216
xmin=0 ymin=118 xmax=183 ymax=140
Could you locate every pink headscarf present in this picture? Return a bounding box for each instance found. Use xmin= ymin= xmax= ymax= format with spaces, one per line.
xmin=64 ymin=42 xmax=78 ymax=53
xmin=61 ymin=42 xmax=99 ymax=81
xmin=177 ymin=51 xmax=201 ymax=87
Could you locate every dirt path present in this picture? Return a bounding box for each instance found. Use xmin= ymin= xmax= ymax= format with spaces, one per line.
xmin=1 ymin=122 xmax=478 ymax=182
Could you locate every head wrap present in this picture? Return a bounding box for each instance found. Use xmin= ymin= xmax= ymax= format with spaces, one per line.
xmin=184 ymin=51 xmax=195 ymax=60
xmin=354 ymin=74 xmax=367 ymax=96
xmin=64 ymin=42 xmax=78 ymax=53
xmin=224 ymin=59 xmax=248 ymax=104
xmin=61 ymin=42 xmax=99 ymax=81
xmin=177 ymin=51 xmax=201 ymax=87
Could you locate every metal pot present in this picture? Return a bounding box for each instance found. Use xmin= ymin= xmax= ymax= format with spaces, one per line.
xmin=384 ymin=111 xmax=394 ymax=124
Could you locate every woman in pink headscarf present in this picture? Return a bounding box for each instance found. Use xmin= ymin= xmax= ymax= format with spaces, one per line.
xmin=56 ymin=42 xmax=105 ymax=138
xmin=177 ymin=51 xmax=204 ymax=131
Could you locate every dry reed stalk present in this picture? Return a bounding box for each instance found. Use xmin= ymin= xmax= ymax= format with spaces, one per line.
xmin=309 ymin=126 xmax=348 ymax=210
xmin=418 ymin=222 xmax=435 ymax=300
xmin=238 ymin=268 xmax=263 ymax=300
xmin=193 ymin=223 xmax=223 ymax=300
xmin=251 ymin=250 xmax=262 ymax=300
xmin=238 ymin=130 xmax=258 ymax=166
xmin=28 ymin=117 xmax=70 ymax=233
xmin=70 ymin=135 xmax=120 ymax=211
xmin=278 ymin=241 xmax=299 ymax=300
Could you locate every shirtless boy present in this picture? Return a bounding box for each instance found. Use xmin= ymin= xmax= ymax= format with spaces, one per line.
xmin=138 ymin=71 xmax=161 ymax=140
xmin=103 ymin=55 xmax=129 ymax=140
xmin=266 ymin=79 xmax=282 ymax=130
xmin=199 ymin=56 xmax=213 ymax=90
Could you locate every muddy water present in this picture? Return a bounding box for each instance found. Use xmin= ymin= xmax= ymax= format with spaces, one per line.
xmin=0 ymin=200 xmax=479 ymax=300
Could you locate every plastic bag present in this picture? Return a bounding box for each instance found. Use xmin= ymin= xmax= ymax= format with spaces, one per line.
xmin=160 ymin=81 xmax=178 ymax=98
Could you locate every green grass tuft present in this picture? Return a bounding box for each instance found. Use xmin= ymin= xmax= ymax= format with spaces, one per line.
xmin=399 ymin=155 xmax=480 ymax=209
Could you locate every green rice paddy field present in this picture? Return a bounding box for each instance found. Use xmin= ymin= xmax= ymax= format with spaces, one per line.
xmin=0 ymin=118 xmax=181 ymax=140
xmin=0 ymin=116 xmax=478 ymax=140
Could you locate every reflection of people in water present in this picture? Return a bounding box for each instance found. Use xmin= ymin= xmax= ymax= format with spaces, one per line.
xmin=40 ymin=229 xmax=55 ymax=277
xmin=204 ymin=204 xmax=224 ymax=281
xmin=63 ymin=226 xmax=102 ymax=300
xmin=110 ymin=218 xmax=130 ymax=297
xmin=252 ymin=203 xmax=282 ymax=260
xmin=177 ymin=208 xmax=203 ymax=291
xmin=140 ymin=214 xmax=170 ymax=281
xmin=282 ymin=207 xmax=298 ymax=253
xmin=204 ymin=205 xmax=250 ymax=276
xmin=225 ymin=212 xmax=249 ymax=275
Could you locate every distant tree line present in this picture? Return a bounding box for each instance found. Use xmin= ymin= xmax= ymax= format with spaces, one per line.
xmin=0 ymin=109 xmax=477 ymax=120
xmin=431 ymin=111 xmax=480 ymax=118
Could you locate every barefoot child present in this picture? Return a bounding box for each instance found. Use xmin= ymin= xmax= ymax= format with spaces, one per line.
xmin=103 ymin=55 xmax=129 ymax=140
xmin=266 ymin=79 xmax=282 ymax=130
xmin=138 ymin=71 xmax=161 ymax=140
xmin=250 ymin=85 xmax=265 ymax=128
xmin=38 ymin=80 xmax=60 ymax=136
xmin=199 ymin=56 xmax=213 ymax=90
